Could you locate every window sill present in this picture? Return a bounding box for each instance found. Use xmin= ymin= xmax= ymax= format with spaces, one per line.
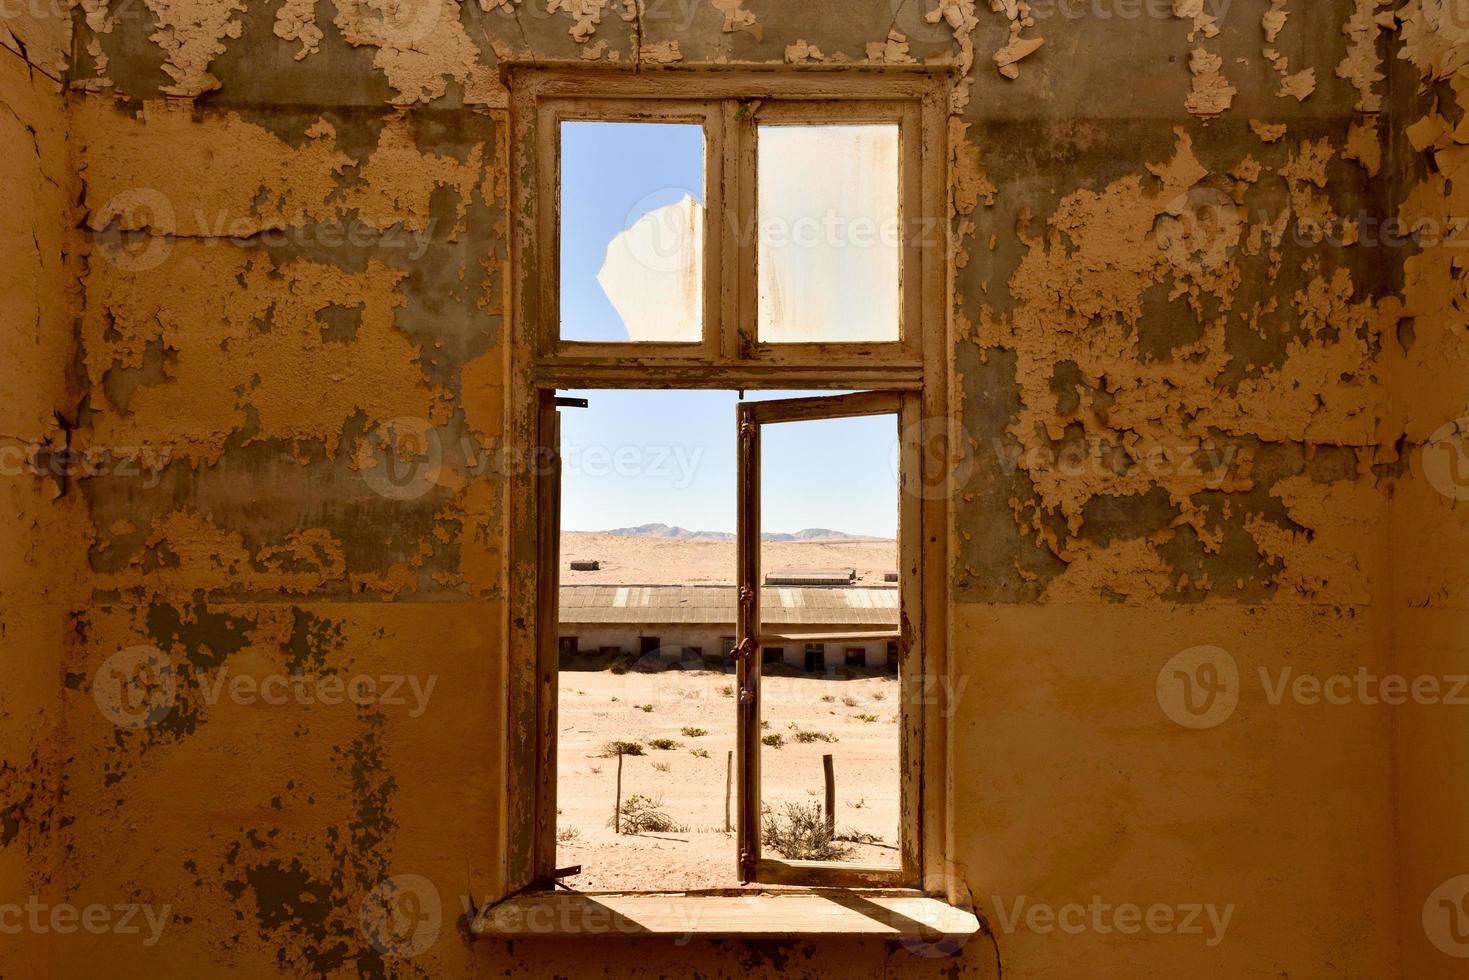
xmin=472 ymin=888 xmax=980 ymax=940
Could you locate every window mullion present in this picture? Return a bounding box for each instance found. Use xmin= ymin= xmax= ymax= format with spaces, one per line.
xmin=732 ymin=100 xmax=758 ymax=360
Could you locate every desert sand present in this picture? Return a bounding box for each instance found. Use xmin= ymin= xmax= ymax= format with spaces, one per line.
xmin=555 ymin=666 xmax=900 ymax=891
xmin=560 ymin=532 xmax=898 ymax=586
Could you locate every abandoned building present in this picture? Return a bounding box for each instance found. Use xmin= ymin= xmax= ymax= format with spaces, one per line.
xmin=5 ymin=1 xmax=1469 ymax=978
xmin=558 ymin=584 xmax=900 ymax=671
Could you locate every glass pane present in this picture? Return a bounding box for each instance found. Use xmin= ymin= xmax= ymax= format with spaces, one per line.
xmin=757 ymin=124 xmax=900 ymax=343
xmin=756 ymin=411 xmax=900 ymax=867
xmin=560 ymin=122 xmax=704 ymax=343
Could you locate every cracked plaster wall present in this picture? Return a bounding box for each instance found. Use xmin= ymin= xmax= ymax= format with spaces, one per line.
xmin=0 ymin=1 xmax=1466 ymax=977
xmin=0 ymin=37 xmax=82 ymax=980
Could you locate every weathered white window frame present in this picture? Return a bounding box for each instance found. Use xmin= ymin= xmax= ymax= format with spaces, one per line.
xmin=501 ymin=67 xmax=957 ymax=904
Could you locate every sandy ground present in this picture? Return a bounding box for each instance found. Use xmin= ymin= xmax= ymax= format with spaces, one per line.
xmin=555 ymin=667 xmax=900 ymax=891
xmin=561 ymin=532 xmax=898 ymax=585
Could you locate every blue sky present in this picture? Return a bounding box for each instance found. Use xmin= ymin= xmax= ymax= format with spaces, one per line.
xmin=559 ymin=389 xmax=897 ymax=537
xmin=557 ymin=123 xmax=896 ymax=537
xmin=561 ymin=121 xmax=705 ymax=343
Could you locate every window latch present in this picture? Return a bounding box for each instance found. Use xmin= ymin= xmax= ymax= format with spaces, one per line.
xmin=731 ymin=636 xmax=755 ymax=661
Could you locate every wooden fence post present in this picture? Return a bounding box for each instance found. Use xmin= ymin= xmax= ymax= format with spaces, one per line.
xmin=724 ymin=750 xmax=733 ymax=833
xmin=614 ymin=750 xmax=623 ymax=835
xmin=823 ymin=753 xmax=835 ymax=837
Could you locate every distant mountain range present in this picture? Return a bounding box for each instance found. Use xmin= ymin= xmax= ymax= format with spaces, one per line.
xmin=592 ymin=523 xmax=889 ymax=542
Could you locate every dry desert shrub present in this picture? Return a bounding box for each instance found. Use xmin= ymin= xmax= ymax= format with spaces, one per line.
xmin=761 ymin=801 xmax=851 ymax=861
xmin=602 ymin=740 xmax=644 ymax=756
xmin=611 ymin=794 xmax=685 ymax=834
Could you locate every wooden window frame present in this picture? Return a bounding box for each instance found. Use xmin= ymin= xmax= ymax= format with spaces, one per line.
xmin=736 ymin=391 xmax=921 ymax=887
xmin=539 ymin=93 xmax=921 ymax=364
xmin=502 ymin=66 xmax=956 ymax=904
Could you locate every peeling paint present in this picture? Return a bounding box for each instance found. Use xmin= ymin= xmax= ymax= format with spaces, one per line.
xmin=145 ymin=0 xmax=246 ymax=97
xmin=1185 ymin=46 xmax=1235 ymax=117
xmin=4 ymin=3 xmax=1466 ymax=977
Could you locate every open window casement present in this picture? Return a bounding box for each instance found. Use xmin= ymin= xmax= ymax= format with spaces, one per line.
xmin=735 ymin=391 xmax=921 ymax=887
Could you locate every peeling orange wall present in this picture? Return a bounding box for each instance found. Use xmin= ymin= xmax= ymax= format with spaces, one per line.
xmin=0 ymin=38 xmax=81 ymax=980
xmin=1 ymin=1 xmax=1467 ymax=977
xmin=1386 ymin=6 xmax=1469 ymax=977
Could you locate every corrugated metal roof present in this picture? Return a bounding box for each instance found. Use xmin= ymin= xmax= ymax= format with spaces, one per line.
xmin=558 ymin=585 xmax=898 ymax=626
xmin=764 ymin=568 xmax=855 ymax=586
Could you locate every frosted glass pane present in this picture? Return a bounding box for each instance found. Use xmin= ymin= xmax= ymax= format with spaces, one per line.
xmin=757 ymin=125 xmax=900 ymax=343
xmin=561 ymin=122 xmax=704 ymax=343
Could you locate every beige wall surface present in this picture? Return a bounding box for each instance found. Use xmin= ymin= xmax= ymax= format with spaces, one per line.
xmin=1 ymin=2 xmax=1467 ymax=978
